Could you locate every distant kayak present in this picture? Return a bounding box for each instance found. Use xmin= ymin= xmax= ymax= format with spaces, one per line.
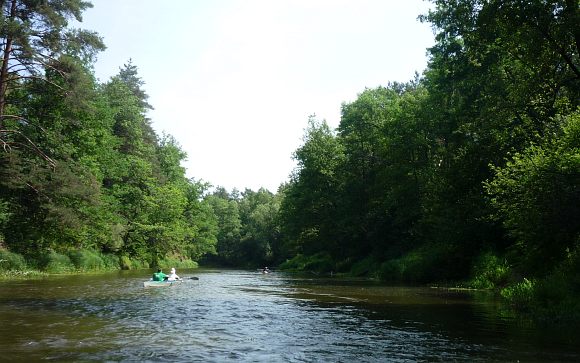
xmin=143 ymin=280 xmax=182 ymax=288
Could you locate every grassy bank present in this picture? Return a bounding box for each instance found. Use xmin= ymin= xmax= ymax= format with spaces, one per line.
xmin=0 ymin=249 xmax=198 ymax=279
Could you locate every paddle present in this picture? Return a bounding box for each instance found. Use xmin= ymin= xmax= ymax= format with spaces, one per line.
xmin=173 ymin=276 xmax=199 ymax=281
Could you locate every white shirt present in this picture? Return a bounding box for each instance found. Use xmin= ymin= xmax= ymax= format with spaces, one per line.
xmin=167 ymin=273 xmax=180 ymax=281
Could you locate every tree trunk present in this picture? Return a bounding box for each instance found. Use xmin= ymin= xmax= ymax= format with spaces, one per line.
xmin=0 ymin=0 xmax=17 ymax=129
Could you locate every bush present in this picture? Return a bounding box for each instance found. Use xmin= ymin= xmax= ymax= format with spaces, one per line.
xmin=0 ymin=250 xmax=27 ymax=271
xmin=470 ymin=252 xmax=510 ymax=289
xmin=350 ymin=256 xmax=380 ymax=277
xmin=279 ymin=253 xmax=334 ymax=273
xmin=500 ymin=278 xmax=535 ymax=310
xmin=120 ymin=255 xmax=149 ymax=270
xmin=101 ymin=253 xmax=121 ymax=270
xmin=69 ymin=250 xmax=121 ymax=271
xmin=119 ymin=255 xmax=132 ymax=270
xmin=68 ymin=249 xmax=105 ymax=271
xmin=43 ymin=252 xmax=75 ymax=274
xmin=378 ymin=243 xmax=457 ymax=283
xmin=158 ymin=256 xmax=198 ymax=269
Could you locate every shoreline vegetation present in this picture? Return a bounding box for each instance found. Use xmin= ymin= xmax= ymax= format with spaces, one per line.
xmin=0 ymin=248 xmax=198 ymax=279
xmin=3 ymin=247 xmax=579 ymax=325
xmin=277 ymin=251 xmax=580 ymax=325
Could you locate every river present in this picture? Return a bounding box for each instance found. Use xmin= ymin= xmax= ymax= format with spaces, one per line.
xmin=0 ymin=269 xmax=578 ymax=362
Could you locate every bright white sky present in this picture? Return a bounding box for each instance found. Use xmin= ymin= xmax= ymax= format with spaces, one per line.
xmin=79 ymin=0 xmax=435 ymax=192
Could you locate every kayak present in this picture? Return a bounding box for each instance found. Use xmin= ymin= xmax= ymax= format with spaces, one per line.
xmin=143 ymin=280 xmax=181 ymax=288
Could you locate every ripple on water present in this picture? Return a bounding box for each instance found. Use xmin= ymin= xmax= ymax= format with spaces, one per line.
xmin=1 ymin=270 xmax=579 ymax=362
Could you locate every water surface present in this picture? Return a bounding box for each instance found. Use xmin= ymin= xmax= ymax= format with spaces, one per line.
xmin=0 ymin=269 xmax=578 ymax=362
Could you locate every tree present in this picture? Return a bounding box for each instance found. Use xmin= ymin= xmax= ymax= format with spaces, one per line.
xmin=238 ymin=188 xmax=280 ymax=266
xmin=337 ymin=84 xmax=432 ymax=259
xmin=279 ymin=116 xmax=344 ymax=258
xmin=417 ymin=0 xmax=579 ymax=261
xmin=205 ymin=191 xmax=242 ymax=265
xmin=1 ymin=0 xmax=104 ymax=155
xmin=183 ymin=181 xmax=218 ymax=261
xmin=486 ymin=111 xmax=580 ymax=273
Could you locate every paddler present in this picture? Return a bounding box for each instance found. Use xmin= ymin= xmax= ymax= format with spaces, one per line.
xmin=167 ymin=267 xmax=181 ymax=281
xmin=152 ymin=268 xmax=167 ymax=281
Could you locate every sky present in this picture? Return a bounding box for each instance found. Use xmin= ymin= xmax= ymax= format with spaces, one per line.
xmin=78 ymin=0 xmax=435 ymax=192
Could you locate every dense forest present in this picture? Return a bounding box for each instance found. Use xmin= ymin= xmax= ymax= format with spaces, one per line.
xmin=1 ymin=0 xmax=579 ymax=318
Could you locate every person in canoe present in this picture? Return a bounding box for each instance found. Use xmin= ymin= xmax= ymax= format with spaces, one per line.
xmin=262 ymin=266 xmax=271 ymax=274
xmin=152 ymin=268 xmax=167 ymax=281
xmin=167 ymin=267 xmax=181 ymax=281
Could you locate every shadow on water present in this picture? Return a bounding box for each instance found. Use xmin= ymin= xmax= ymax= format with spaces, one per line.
xmin=0 ymin=269 xmax=579 ymax=362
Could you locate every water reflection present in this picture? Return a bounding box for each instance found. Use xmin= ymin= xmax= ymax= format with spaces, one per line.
xmin=0 ymin=269 xmax=578 ymax=362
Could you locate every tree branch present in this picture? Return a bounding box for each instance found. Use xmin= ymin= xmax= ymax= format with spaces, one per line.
xmin=0 ymin=129 xmax=56 ymax=167
xmin=0 ymin=114 xmax=48 ymax=132
xmin=533 ymin=22 xmax=580 ymax=80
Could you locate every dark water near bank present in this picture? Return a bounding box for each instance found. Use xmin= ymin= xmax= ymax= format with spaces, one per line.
xmin=0 ymin=269 xmax=578 ymax=362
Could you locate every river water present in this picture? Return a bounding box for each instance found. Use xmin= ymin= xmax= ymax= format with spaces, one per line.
xmin=0 ymin=269 xmax=579 ymax=362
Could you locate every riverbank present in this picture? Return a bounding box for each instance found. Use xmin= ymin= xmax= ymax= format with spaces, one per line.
xmin=278 ymin=251 xmax=580 ymax=326
xmin=0 ymin=248 xmax=198 ymax=279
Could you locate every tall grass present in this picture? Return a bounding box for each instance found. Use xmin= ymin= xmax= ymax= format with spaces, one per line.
xmin=501 ymin=278 xmax=535 ymax=310
xmin=119 ymin=255 xmax=150 ymax=270
xmin=378 ymin=243 xmax=458 ymax=283
xmin=44 ymin=251 xmax=76 ymax=273
xmin=469 ymin=251 xmax=510 ymax=289
xmin=157 ymin=256 xmax=199 ymax=269
xmin=0 ymin=250 xmax=46 ymax=278
xmin=1 ymin=248 xmax=124 ymax=276
xmin=69 ymin=249 xmax=106 ymax=271
xmin=500 ymin=248 xmax=580 ymax=324
xmin=279 ymin=253 xmax=334 ymax=273
xmin=0 ymin=250 xmax=27 ymax=271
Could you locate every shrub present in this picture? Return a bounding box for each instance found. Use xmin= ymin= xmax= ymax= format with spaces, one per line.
xmin=379 ymin=258 xmax=406 ymax=281
xmin=470 ymin=252 xmax=510 ymax=289
xmin=279 ymin=254 xmax=307 ymax=271
xmin=378 ymin=243 xmax=456 ymax=283
xmin=279 ymin=253 xmax=334 ymax=273
xmin=119 ymin=255 xmax=132 ymax=270
xmin=350 ymin=256 xmax=379 ymax=277
xmin=120 ymin=256 xmax=149 ymax=270
xmin=0 ymin=250 xmax=27 ymax=271
xmin=101 ymin=254 xmax=120 ymax=270
xmin=68 ymin=249 xmax=105 ymax=271
xmin=501 ymin=278 xmax=535 ymax=310
xmin=158 ymin=256 xmax=198 ymax=269
xmin=43 ymin=252 xmax=75 ymax=274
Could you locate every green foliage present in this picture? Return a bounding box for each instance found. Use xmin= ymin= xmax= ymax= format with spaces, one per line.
xmin=43 ymin=252 xmax=75 ymax=274
xmin=349 ymin=257 xmax=380 ymax=277
xmin=500 ymin=249 xmax=580 ymax=323
xmin=119 ymin=255 xmax=149 ymax=270
xmin=204 ymin=186 xmax=280 ymax=268
xmin=0 ymin=250 xmax=27 ymax=271
xmin=486 ymin=111 xmax=580 ymax=272
xmin=68 ymin=249 xmax=109 ymax=271
xmin=279 ymin=117 xmax=344 ymax=259
xmin=279 ymin=253 xmax=334 ymax=273
xmin=157 ymin=256 xmax=198 ymax=270
xmin=469 ymin=252 xmax=510 ymax=289
xmin=0 ymin=3 xmax=219 ymax=274
xmin=19 ymin=249 xmax=121 ymax=273
xmin=500 ymin=278 xmax=536 ymax=311
xmin=378 ymin=243 xmax=459 ymax=283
